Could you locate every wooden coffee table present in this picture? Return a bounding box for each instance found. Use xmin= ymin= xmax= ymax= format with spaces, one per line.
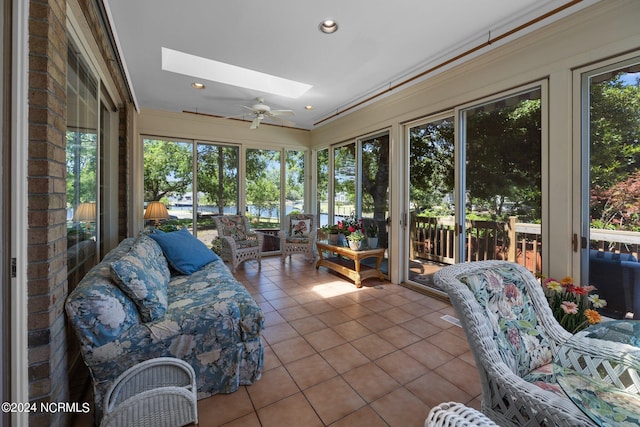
xmin=315 ymin=241 xmax=385 ymax=287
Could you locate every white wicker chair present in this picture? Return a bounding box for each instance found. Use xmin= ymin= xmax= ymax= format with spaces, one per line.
xmin=278 ymin=213 xmax=316 ymax=263
xmin=101 ymin=357 xmax=198 ymax=427
xmin=425 ymin=402 xmax=499 ymax=427
xmin=213 ymin=215 xmax=264 ymax=273
xmin=434 ymin=261 xmax=596 ymax=427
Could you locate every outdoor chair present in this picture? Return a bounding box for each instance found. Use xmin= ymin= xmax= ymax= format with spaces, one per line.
xmin=279 ymin=213 xmax=317 ymax=264
xmin=213 ymin=215 xmax=264 ymax=273
xmin=434 ymin=261 xmax=595 ymax=427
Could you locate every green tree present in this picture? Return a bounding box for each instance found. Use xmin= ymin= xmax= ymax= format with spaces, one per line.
xmin=409 ymin=119 xmax=455 ymax=213
xmin=197 ymin=144 xmax=239 ymax=214
xmin=143 ymin=139 xmax=192 ymax=201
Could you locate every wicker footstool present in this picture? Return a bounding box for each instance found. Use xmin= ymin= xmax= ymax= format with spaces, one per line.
xmin=101 ymin=357 xmax=198 ymax=427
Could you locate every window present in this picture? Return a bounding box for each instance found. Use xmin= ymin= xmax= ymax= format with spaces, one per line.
xmin=66 ymin=44 xmax=98 ymax=289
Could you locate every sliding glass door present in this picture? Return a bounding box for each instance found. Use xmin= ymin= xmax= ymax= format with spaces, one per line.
xmin=406 ymin=85 xmax=543 ymax=294
xmin=579 ymin=58 xmax=640 ymax=319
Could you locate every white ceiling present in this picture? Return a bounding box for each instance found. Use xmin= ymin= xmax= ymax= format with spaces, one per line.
xmin=105 ymin=0 xmax=594 ymax=130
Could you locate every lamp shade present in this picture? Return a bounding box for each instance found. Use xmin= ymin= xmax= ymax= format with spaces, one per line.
xmin=73 ymin=202 xmax=96 ymax=222
xmin=144 ymin=201 xmax=169 ymax=222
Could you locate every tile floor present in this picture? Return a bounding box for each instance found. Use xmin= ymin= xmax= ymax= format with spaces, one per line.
xmin=73 ymin=255 xmax=482 ymax=427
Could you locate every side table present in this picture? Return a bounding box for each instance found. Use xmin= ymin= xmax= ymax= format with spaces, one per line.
xmin=315 ymin=241 xmax=385 ymax=287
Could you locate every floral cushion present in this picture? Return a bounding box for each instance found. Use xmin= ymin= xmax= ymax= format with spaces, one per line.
xmin=459 ymin=264 xmax=553 ymax=377
xmin=291 ymin=218 xmax=310 ymax=237
xmin=217 ymin=215 xmax=247 ymax=241
xmin=110 ymin=235 xmax=170 ymax=322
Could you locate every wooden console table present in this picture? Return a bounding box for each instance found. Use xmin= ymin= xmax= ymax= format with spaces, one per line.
xmin=315 ymin=241 xmax=385 ymax=288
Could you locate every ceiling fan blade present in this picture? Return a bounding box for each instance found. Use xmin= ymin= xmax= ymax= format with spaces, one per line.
xmin=240 ymin=105 xmax=258 ymax=113
xmin=269 ymin=109 xmax=295 ymax=116
xmin=250 ymin=117 xmax=261 ymax=129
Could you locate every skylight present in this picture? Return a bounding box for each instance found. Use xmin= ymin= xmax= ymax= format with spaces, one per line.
xmin=161 ymin=47 xmax=312 ymax=98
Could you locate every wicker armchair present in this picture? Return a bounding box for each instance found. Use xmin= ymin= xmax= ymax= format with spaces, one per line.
xmin=101 ymin=357 xmax=197 ymax=427
xmin=434 ymin=261 xmax=596 ymax=427
xmin=213 ymin=215 xmax=264 ymax=273
xmin=425 ymin=402 xmax=499 ymax=427
xmin=278 ymin=213 xmax=316 ymax=263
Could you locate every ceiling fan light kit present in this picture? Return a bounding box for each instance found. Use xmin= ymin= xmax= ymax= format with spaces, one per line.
xmin=231 ymin=98 xmax=296 ymax=129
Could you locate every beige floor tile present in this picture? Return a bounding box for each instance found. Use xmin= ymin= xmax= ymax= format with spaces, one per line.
xmin=262 ymin=345 xmax=282 ymax=371
xmin=339 ymin=303 xmax=374 ymax=319
xmin=219 ymin=412 xmax=261 ymax=427
xmin=286 ymin=353 xmax=338 ymax=390
xmin=436 ymin=357 xmax=483 ymax=397
xmin=377 ymin=325 xmax=422 ymax=349
xmin=399 ymin=317 xmax=442 ymax=338
xmin=196 ymin=387 xmax=254 ymax=427
xmin=268 ymin=295 xmax=300 ymax=310
xmin=376 ymin=350 xmax=428 ymax=385
xmin=351 ymin=334 xmax=396 ymax=360
xmin=271 ymin=335 xmax=317 ymax=364
xmin=405 ymin=370 xmax=472 ymax=407
xmin=428 ymin=330 xmax=471 ymax=356
xmin=257 ymin=392 xmax=324 ymax=427
xmin=328 ymin=406 xmax=389 ymax=427
xmin=403 ymin=340 xmax=456 ymax=370
xmin=342 ymin=362 xmax=401 ymax=403
xmin=261 ymin=322 xmax=300 ymax=345
xmin=304 ymin=376 xmax=367 ymax=425
xmin=316 ymin=309 xmax=353 ymax=326
xmin=378 ymin=306 xmax=415 ymax=324
xmin=332 ymin=320 xmax=373 ymax=341
xmin=356 ymin=313 xmax=395 ymax=332
xmin=277 ymin=304 xmax=313 ymax=321
xmin=289 ymin=315 xmax=328 ymax=335
xmin=321 ymin=343 xmax=370 ymax=374
xmin=303 ymin=299 xmax=337 ymax=314
xmin=263 ymin=310 xmax=286 ymax=326
xmin=246 ymin=366 xmax=299 ymax=409
xmin=370 ymin=387 xmax=430 ymax=427
xmin=306 ymin=327 xmax=347 ymax=352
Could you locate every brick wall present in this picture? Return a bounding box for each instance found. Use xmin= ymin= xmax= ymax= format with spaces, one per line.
xmin=26 ymin=1 xmax=133 ymax=425
xmin=27 ymin=0 xmax=69 ymax=425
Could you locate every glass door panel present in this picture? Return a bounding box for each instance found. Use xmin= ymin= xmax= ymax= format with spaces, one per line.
xmin=462 ymin=88 xmax=543 ymax=272
xmin=407 ymin=117 xmax=455 ymax=290
xmin=334 ymin=143 xmax=357 ymax=221
xmin=582 ymin=61 xmax=640 ymax=319
xmin=196 ymin=143 xmax=239 ymax=245
xmin=360 ymin=134 xmax=390 ymax=272
xmin=285 ymin=149 xmax=305 ymax=214
xmin=317 ymin=148 xmax=329 ymax=228
xmin=143 ymin=138 xmax=193 ymax=231
xmin=246 ymin=149 xmax=281 ymax=252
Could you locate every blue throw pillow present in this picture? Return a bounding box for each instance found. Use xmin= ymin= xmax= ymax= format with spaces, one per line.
xmin=149 ymin=227 xmax=219 ymax=275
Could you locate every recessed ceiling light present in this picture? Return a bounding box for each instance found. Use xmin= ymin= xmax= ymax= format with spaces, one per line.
xmin=319 ymin=20 xmax=338 ymax=34
xmin=162 ymin=47 xmax=312 ymax=98
xmin=192 ymin=82 xmax=205 ymax=89
xmin=305 ymin=105 xmax=314 ymax=110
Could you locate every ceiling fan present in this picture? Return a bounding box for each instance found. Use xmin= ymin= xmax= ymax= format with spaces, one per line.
xmin=236 ymin=97 xmax=295 ymax=129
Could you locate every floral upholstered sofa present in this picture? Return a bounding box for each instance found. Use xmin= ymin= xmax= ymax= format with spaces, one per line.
xmin=65 ymin=230 xmax=264 ymax=420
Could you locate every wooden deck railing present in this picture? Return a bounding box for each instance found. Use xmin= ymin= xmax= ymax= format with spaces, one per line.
xmin=411 ymin=214 xmax=639 ymax=273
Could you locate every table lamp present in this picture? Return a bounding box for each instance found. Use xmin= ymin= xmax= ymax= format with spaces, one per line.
xmin=144 ymin=201 xmax=169 ymax=227
xmin=73 ymin=202 xmax=96 ymax=233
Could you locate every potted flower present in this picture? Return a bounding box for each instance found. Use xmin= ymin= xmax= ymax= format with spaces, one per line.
xmin=346 ymin=229 xmax=365 ymax=250
xmin=366 ymin=223 xmax=379 ymax=249
xmin=320 ymin=224 xmax=340 ymax=244
xmin=541 ymin=276 xmax=607 ymax=333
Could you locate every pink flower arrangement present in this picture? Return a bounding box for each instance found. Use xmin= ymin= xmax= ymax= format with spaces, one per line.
xmin=541 ymin=276 xmax=606 ymax=333
xmin=336 ymin=212 xmax=363 ymax=236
